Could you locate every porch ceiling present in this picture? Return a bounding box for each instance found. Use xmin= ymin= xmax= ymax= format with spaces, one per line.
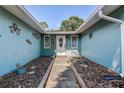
xmin=46 ymin=31 xmax=78 ymax=34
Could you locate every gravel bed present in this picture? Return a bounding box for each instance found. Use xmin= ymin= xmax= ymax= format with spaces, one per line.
xmin=70 ymin=56 xmax=124 ymax=88
xmin=0 ymin=57 xmax=53 ymax=88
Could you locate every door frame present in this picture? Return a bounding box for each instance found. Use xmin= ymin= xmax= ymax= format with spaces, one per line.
xmin=56 ymin=35 xmax=66 ymax=53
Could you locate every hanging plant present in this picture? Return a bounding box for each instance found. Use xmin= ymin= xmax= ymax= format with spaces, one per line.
xmin=9 ymin=23 xmax=21 ymax=36
xmin=32 ymin=32 xmax=40 ymax=39
xmin=26 ymin=39 xmax=32 ymax=45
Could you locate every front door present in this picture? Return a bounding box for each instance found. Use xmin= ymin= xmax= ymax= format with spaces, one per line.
xmin=56 ymin=35 xmax=66 ymax=54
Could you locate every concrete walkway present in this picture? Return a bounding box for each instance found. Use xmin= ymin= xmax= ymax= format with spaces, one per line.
xmin=45 ymin=57 xmax=79 ymax=88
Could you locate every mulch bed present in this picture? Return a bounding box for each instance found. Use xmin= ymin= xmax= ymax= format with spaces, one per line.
xmin=0 ymin=57 xmax=53 ymax=88
xmin=70 ymin=56 xmax=124 ymax=88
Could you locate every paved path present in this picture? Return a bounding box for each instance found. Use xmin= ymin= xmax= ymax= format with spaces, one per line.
xmin=45 ymin=57 xmax=79 ymax=88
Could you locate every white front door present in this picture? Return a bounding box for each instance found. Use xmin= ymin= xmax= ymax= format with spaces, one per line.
xmin=56 ymin=35 xmax=66 ymax=55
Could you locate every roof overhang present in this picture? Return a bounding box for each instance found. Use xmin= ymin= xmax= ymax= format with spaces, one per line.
xmin=75 ymin=5 xmax=121 ymax=34
xmin=1 ymin=5 xmax=122 ymax=34
xmin=44 ymin=5 xmax=122 ymax=34
xmin=2 ymin=5 xmax=45 ymax=33
xmin=46 ymin=31 xmax=78 ymax=34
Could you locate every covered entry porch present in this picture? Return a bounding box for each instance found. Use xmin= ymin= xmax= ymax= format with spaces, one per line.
xmin=41 ymin=34 xmax=81 ymax=57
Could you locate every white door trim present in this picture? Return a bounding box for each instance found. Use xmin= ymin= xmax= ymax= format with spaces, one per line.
xmin=56 ymin=35 xmax=66 ymax=55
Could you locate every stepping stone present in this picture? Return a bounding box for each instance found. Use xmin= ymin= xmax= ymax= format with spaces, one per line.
xmin=28 ymin=71 xmax=35 ymax=75
xmin=31 ymin=66 xmax=37 ymax=69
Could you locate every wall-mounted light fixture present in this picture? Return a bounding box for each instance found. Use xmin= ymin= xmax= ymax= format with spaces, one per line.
xmin=89 ymin=32 xmax=93 ymax=39
xmin=9 ymin=23 xmax=21 ymax=35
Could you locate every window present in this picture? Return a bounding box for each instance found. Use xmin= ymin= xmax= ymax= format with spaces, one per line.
xmin=71 ymin=35 xmax=78 ymax=48
xmin=44 ymin=35 xmax=51 ymax=48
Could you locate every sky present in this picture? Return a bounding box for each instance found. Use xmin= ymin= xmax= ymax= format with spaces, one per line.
xmin=25 ymin=5 xmax=98 ymax=30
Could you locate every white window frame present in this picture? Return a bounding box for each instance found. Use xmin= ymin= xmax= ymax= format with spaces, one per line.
xmin=71 ymin=35 xmax=78 ymax=48
xmin=44 ymin=35 xmax=51 ymax=49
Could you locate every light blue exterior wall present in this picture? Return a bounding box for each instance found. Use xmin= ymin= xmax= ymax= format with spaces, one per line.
xmin=1 ymin=5 xmax=124 ymax=76
xmin=0 ymin=7 xmax=41 ymax=76
xmin=41 ymin=34 xmax=81 ymax=56
xmin=80 ymin=6 xmax=124 ymax=73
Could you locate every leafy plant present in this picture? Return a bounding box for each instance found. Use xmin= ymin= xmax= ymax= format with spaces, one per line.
xmin=60 ymin=16 xmax=84 ymax=31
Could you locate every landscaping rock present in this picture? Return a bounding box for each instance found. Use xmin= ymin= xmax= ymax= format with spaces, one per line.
xmin=0 ymin=57 xmax=52 ymax=88
xmin=71 ymin=56 xmax=124 ymax=88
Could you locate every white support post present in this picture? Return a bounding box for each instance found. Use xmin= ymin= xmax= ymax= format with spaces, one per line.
xmin=120 ymin=23 xmax=124 ymax=76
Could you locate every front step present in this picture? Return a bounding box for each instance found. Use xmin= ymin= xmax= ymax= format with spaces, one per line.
xmin=56 ymin=52 xmax=67 ymax=58
xmin=56 ymin=55 xmax=67 ymax=58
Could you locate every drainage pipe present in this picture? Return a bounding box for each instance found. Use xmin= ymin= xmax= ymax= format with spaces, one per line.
xmin=99 ymin=11 xmax=123 ymax=24
xmin=98 ymin=11 xmax=124 ymax=77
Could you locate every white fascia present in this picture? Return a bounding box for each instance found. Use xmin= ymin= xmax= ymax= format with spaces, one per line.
xmin=99 ymin=11 xmax=124 ymax=77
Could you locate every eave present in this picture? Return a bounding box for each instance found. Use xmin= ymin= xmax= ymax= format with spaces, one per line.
xmin=2 ymin=5 xmax=45 ymax=33
xmin=1 ymin=5 xmax=122 ymax=35
xmin=75 ymin=5 xmax=121 ymax=34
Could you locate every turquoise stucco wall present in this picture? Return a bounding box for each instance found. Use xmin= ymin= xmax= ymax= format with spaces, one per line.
xmin=80 ymin=6 xmax=124 ymax=74
xmin=1 ymin=5 xmax=123 ymax=76
xmin=41 ymin=34 xmax=81 ymax=56
xmin=0 ymin=7 xmax=41 ymax=76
